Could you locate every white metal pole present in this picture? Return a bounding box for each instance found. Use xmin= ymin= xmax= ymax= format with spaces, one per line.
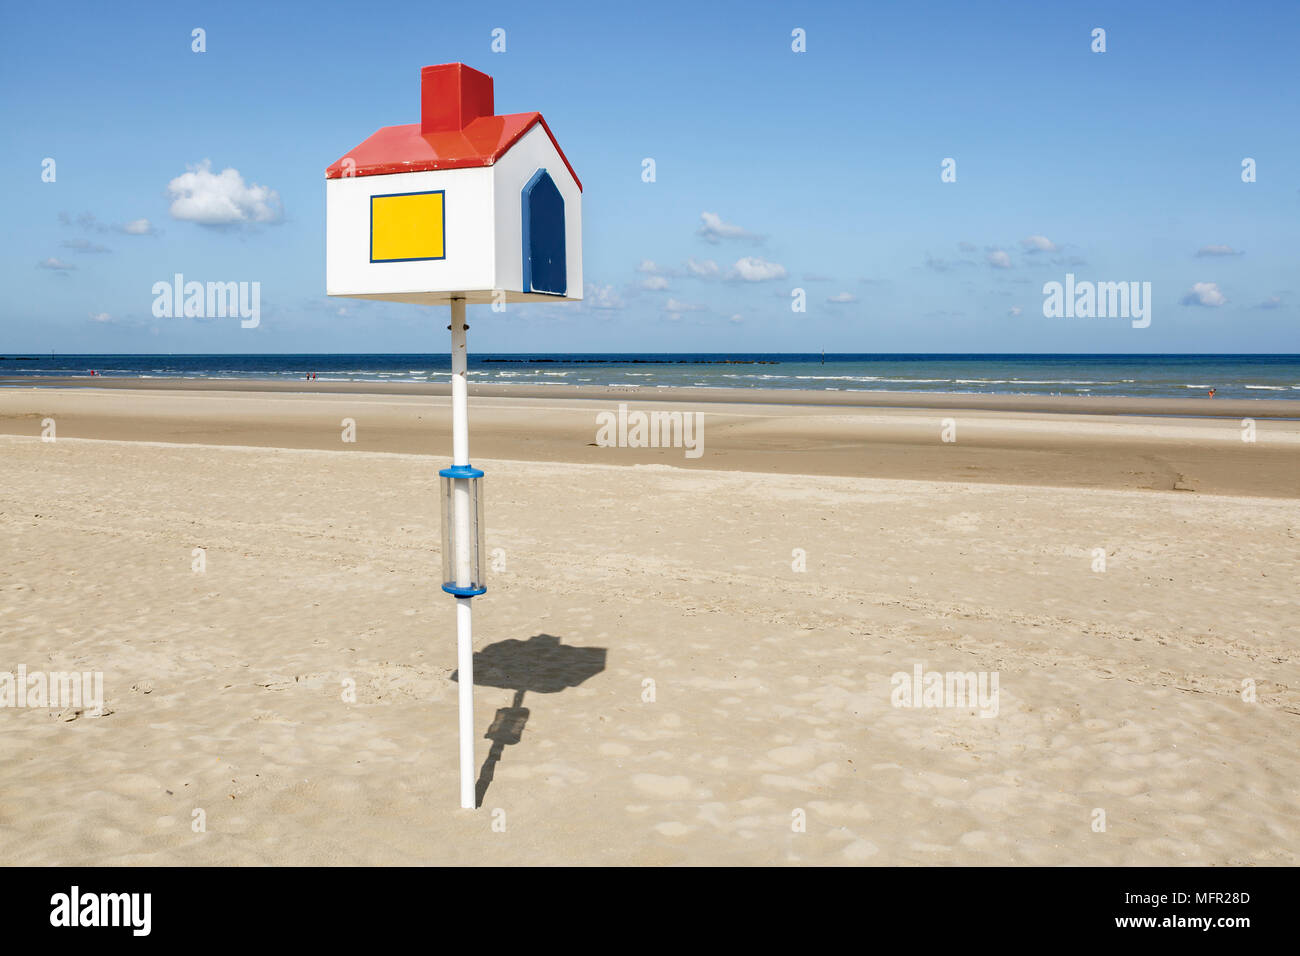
xmin=450 ymin=298 xmax=470 ymax=466
xmin=455 ymin=595 xmax=475 ymax=809
xmin=449 ymin=296 xmax=475 ymax=810
xmin=450 ymin=299 xmax=472 ymax=585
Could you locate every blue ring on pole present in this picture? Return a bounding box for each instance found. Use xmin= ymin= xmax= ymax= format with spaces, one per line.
xmin=439 ymin=465 xmax=485 ymax=479
xmin=441 ymin=583 xmax=487 ymax=597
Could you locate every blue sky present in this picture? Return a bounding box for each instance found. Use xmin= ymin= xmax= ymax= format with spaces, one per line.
xmin=2 ymin=0 xmax=1297 ymax=354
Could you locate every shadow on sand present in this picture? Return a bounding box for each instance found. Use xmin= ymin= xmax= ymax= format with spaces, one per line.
xmin=451 ymin=633 xmax=607 ymax=807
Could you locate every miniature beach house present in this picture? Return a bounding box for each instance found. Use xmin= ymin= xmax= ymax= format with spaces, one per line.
xmin=326 ymin=62 xmax=582 ymax=304
xmin=326 ymin=63 xmax=582 ymax=810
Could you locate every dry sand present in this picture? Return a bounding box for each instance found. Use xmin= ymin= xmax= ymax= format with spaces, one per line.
xmin=0 ymin=384 xmax=1296 ymax=865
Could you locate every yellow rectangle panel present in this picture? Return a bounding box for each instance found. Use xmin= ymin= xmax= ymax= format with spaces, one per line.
xmin=370 ymin=191 xmax=445 ymax=262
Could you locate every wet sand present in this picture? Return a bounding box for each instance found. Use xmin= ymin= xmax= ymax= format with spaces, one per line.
xmin=0 ymin=383 xmax=1296 ymax=497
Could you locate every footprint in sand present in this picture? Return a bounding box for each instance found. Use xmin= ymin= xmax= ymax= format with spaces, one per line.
xmin=766 ymin=745 xmax=816 ymax=767
xmin=842 ymin=839 xmax=880 ymax=861
xmin=653 ymin=822 xmax=693 ymax=837
xmin=632 ymin=774 xmax=692 ymax=798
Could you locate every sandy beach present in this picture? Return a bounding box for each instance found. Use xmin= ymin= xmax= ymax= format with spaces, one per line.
xmin=2 ymin=380 xmax=1298 ymax=496
xmin=1 ymin=383 xmax=1297 ymax=865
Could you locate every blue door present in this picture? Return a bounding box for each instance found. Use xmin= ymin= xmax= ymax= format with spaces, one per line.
xmin=521 ymin=168 xmax=566 ymax=295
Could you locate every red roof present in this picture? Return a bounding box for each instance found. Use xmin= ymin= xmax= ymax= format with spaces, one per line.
xmin=325 ymin=63 xmax=581 ymax=190
xmin=326 ymin=113 xmax=581 ymax=190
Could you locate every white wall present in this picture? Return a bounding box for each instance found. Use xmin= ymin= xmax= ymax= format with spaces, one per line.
xmin=490 ymin=124 xmax=583 ymax=301
xmin=326 ymin=166 xmax=496 ymax=303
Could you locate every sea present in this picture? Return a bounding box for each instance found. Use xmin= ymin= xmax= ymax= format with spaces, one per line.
xmin=2 ymin=354 xmax=1298 ymax=401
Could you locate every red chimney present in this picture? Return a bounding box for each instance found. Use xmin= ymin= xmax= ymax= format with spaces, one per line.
xmin=420 ymin=63 xmax=495 ymax=134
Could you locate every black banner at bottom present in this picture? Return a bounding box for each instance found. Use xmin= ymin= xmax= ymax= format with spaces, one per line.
xmin=0 ymin=865 xmax=1284 ymax=942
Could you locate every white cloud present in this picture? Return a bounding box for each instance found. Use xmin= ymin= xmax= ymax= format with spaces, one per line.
xmin=1008 ymin=306 xmax=1023 ymax=317
xmin=1180 ymin=282 xmax=1227 ymax=307
xmin=728 ymin=256 xmax=788 ymax=282
xmin=167 ymin=159 xmax=283 ymax=225
xmin=1019 ymin=235 xmax=1058 ymax=253
xmin=60 ymin=211 xmax=156 ymax=236
xmin=1257 ymin=295 xmax=1282 ymax=310
xmin=640 ymin=276 xmax=670 ymax=291
xmin=664 ymin=297 xmax=705 ymax=313
xmin=37 ymin=257 xmax=75 ymax=271
xmin=728 ymin=313 xmax=743 ymax=323
xmin=88 ymin=311 xmax=112 ymax=323
xmin=662 ymin=298 xmax=706 ymax=322
xmin=696 ymin=212 xmax=763 ymax=244
xmin=1195 ymin=245 xmax=1243 ymax=257
xmin=986 ymin=249 xmax=1012 ymax=269
xmin=61 ymin=238 xmax=110 ymax=253
xmin=60 ymin=211 xmax=105 ymax=232
xmin=684 ymin=256 xmax=720 ymax=278
xmin=827 ymin=292 xmax=858 ymax=304
xmin=584 ymin=283 xmax=625 ymax=311
xmin=637 ymin=259 xmax=667 ymax=274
